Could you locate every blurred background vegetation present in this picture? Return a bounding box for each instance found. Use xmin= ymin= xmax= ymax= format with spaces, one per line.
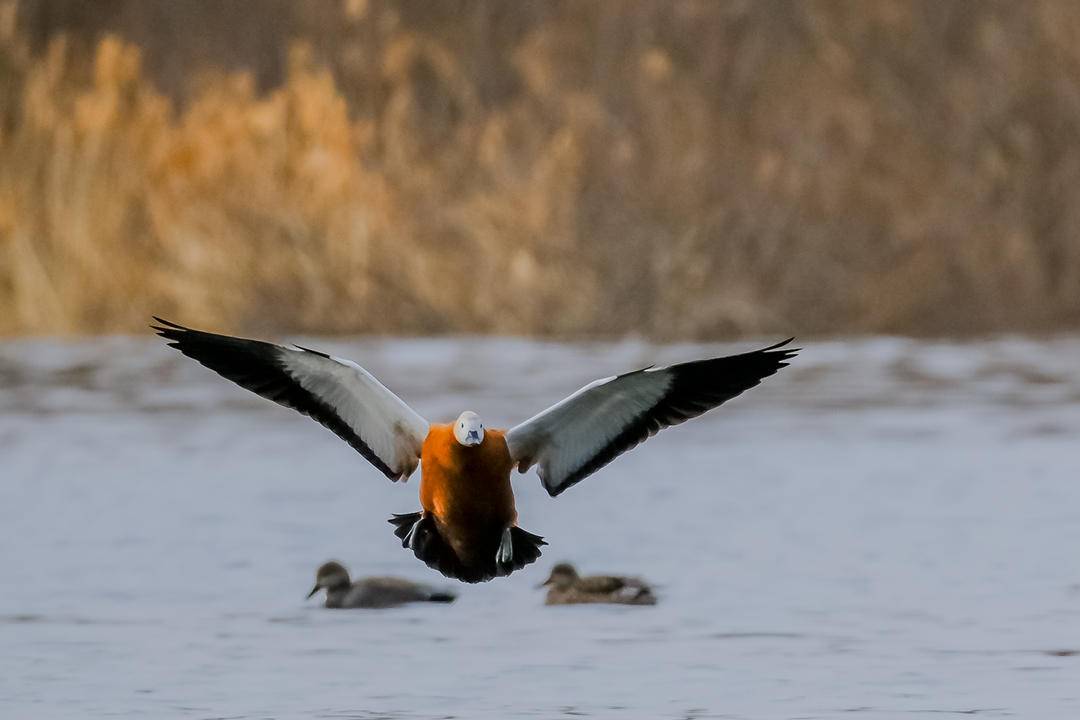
xmin=1 ymin=0 xmax=1079 ymax=338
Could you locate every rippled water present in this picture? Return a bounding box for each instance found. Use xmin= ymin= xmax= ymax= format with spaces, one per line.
xmin=2 ymin=336 xmax=1080 ymax=718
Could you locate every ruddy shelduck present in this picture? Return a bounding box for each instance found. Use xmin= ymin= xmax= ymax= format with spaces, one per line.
xmin=153 ymin=317 xmax=797 ymax=583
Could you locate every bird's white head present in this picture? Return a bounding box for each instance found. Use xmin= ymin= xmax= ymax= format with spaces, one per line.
xmin=453 ymin=411 xmax=485 ymax=447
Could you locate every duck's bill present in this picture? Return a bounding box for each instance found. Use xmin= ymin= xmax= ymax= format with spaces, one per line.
xmin=306 ymin=584 xmax=320 ymax=599
xmin=535 ymin=579 xmax=552 ymax=589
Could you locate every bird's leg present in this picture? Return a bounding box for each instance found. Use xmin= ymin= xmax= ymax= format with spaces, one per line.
xmin=496 ymin=527 xmax=514 ymax=565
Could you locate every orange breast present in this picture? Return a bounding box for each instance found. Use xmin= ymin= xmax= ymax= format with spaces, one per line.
xmin=419 ymin=425 xmax=517 ymax=564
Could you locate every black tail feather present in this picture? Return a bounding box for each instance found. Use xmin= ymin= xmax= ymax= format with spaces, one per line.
xmin=389 ymin=512 xmax=420 ymax=543
xmin=388 ymin=512 xmax=545 ymax=584
xmin=497 ymin=526 xmax=547 ymax=577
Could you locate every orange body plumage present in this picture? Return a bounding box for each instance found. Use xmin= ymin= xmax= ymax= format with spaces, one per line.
xmin=419 ymin=425 xmax=517 ymax=569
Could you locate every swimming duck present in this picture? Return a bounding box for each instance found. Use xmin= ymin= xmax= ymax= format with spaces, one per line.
xmin=153 ymin=317 xmax=797 ymax=583
xmin=539 ymin=562 xmax=656 ymax=605
xmin=306 ymin=561 xmax=456 ymax=608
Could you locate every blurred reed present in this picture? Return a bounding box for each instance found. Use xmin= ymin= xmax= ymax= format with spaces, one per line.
xmin=1 ymin=0 xmax=1079 ymax=338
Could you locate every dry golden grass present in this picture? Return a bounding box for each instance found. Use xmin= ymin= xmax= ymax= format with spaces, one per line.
xmin=2 ymin=0 xmax=1080 ymax=338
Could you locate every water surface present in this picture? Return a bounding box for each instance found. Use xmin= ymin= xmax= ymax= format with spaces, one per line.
xmin=2 ymin=336 xmax=1079 ymax=718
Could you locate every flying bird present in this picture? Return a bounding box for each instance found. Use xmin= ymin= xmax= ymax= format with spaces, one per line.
xmin=152 ymin=317 xmax=797 ymax=583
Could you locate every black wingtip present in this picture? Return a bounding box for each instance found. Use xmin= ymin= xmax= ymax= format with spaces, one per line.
xmin=150 ymin=316 xmax=188 ymax=331
xmin=292 ymin=343 xmax=331 ymax=359
xmin=760 ymin=337 xmax=798 ymax=352
xmin=151 ymin=316 xmax=194 ymax=342
xmin=758 ymin=337 xmax=800 ymax=364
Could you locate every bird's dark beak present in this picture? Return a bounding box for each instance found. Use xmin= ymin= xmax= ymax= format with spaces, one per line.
xmin=306 ymin=584 xmax=320 ymax=599
xmin=536 ymin=578 xmax=552 ymax=589
xmin=467 ymin=430 xmax=480 ymax=443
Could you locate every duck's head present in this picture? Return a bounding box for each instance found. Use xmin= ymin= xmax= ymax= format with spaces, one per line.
xmin=539 ymin=562 xmax=579 ymax=590
xmin=307 ymin=560 xmax=351 ymax=599
xmin=453 ymin=411 xmax=485 ymax=447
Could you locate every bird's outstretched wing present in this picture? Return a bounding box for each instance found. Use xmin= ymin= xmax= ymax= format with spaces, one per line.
xmin=505 ymin=339 xmax=798 ymax=496
xmin=152 ymin=317 xmax=429 ymax=481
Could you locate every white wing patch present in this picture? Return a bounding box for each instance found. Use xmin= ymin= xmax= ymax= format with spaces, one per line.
xmin=506 ymin=369 xmax=673 ymax=494
xmin=283 ymin=351 xmax=429 ymax=480
xmin=153 ymin=317 xmax=432 ymax=483
xmin=504 ymin=339 xmax=798 ymax=496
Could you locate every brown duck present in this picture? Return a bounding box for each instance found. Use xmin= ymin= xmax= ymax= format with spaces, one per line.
xmin=306 ymin=561 xmax=456 ymax=608
xmin=539 ymin=562 xmax=657 ymax=605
